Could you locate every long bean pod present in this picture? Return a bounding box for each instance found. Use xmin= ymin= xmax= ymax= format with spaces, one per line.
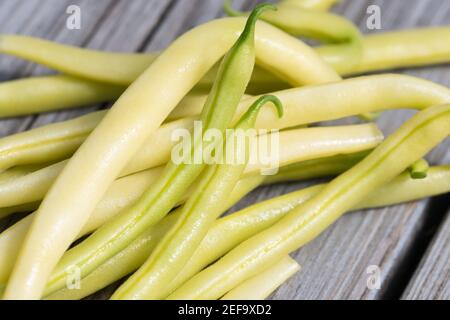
xmin=344 ymin=27 xmax=450 ymax=75
xmin=0 ymin=35 xmax=156 ymax=85
xmin=0 ymin=124 xmax=381 ymax=286
xmin=41 ymin=174 xmax=268 ymax=300
xmin=0 ymin=74 xmax=446 ymax=178
xmin=7 ymin=5 xmax=343 ymax=298
xmin=0 ymin=96 xmax=201 ymax=172
xmin=113 ymin=95 xmax=283 ymax=300
xmin=167 ymin=104 xmax=450 ymax=299
xmin=0 ymin=150 xmax=374 ymax=287
xmin=41 ymin=165 xmax=450 ymax=300
xmin=14 ymin=5 xmax=293 ymax=299
xmin=0 ymin=123 xmax=381 ymax=209
xmin=1 ymin=27 xmax=448 ymax=104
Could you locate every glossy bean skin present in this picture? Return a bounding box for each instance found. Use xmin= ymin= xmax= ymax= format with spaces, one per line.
xmin=112 ymin=95 xmax=283 ymax=300
xmin=7 ymin=10 xmax=340 ymax=298
xmin=18 ymin=6 xmax=309 ymax=299
xmin=0 ymin=123 xmax=381 ymax=209
xmin=39 ymin=165 xmax=450 ymax=300
xmin=0 ymin=73 xmax=446 ymax=183
xmin=168 ymin=104 xmax=450 ymax=299
xmin=1 ymin=27 xmax=448 ymax=103
xmin=0 ymin=122 xmax=382 ymax=289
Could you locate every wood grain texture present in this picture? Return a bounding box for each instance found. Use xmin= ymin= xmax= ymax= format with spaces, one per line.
xmin=0 ymin=0 xmax=448 ymax=300
xmin=402 ymin=209 xmax=450 ymax=300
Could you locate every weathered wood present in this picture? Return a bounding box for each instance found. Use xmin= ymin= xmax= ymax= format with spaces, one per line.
xmin=0 ymin=0 xmax=448 ymax=300
xmin=402 ymin=209 xmax=449 ymax=300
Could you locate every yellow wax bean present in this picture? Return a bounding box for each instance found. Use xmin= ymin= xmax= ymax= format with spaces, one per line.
xmin=0 ymin=122 xmax=380 ymax=287
xmin=167 ymin=105 xmax=450 ymax=299
xmin=2 ymin=27 xmax=449 ymax=87
xmin=0 ymin=123 xmax=382 ymax=209
xmin=41 ymin=165 xmax=450 ymax=300
xmin=0 ymin=74 xmax=446 ymax=175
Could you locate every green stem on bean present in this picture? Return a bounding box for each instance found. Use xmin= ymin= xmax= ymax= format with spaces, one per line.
xmin=409 ymin=158 xmax=429 ymax=179
xmin=225 ymin=0 xmax=363 ymax=73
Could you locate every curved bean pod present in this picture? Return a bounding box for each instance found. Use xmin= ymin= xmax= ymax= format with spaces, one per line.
xmin=42 ymin=165 xmax=450 ymax=300
xmin=0 ymin=123 xmax=382 ymax=287
xmin=0 ymin=150 xmax=372 ymax=288
xmin=0 ymin=93 xmax=205 ymax=171
xmin=0 ymin=74 xmax=446 ymax=175
xmin=167 ymin=104 xmax=450 ymax=299
xmin=164 ymin=74 xmax=450 ymax=127
xmin=20 ymin=7 xmax=298 ymax=293
xmin=112 ymin=95 xmax=284 ymax=300
xmin=7 ymin=8 xmax=340 ymax=298
xmin=0 ymin=123 xmax=382 ymax=209
xmin=1 ymin=27 xmax=448 ymax=93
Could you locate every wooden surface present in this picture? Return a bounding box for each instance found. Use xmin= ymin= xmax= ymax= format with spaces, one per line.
xmin=0 ymin=0 xmax=448 ymax=300
xmin=402 ymin=208 xmax=450 ymax=300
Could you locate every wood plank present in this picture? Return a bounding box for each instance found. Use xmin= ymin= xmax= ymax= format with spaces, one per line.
xmin=402 ymin=208 xmax=450 ymax=300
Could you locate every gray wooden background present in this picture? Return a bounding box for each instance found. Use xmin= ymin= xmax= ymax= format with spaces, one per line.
xmin=0 ymin=0 xmax=448 ymax=300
